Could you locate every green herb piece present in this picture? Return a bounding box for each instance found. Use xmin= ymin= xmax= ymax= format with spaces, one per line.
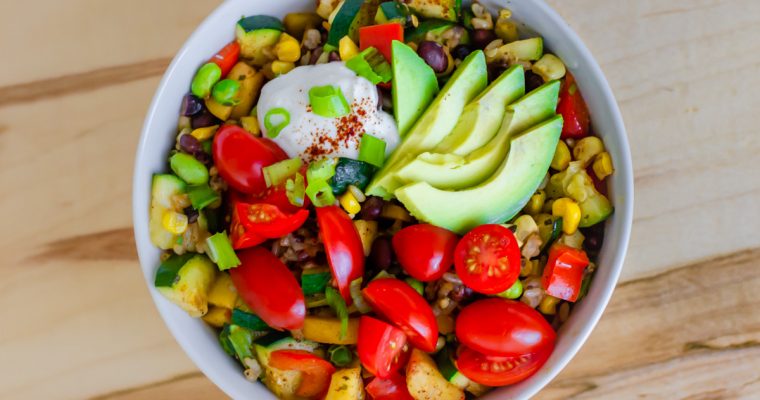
xmin=358 ymin=133 xmax=387 ymax=168
xmin=309 ymin=85 xmax=351 ymax=118
xmin=206 ymin=232 xmax=241 ymax=271
xmin=350 ymin=278 xmax=371 ymax=313
xmin=263 ymin=157 xmax=303 ymax=188
xmin=188 ymin=183 xmax=220 ymax=210
xmin=264 ymin=107 xmax=291 ymax=138
xmin=345 ymin=47 xmax=392 ymax=84
xmin=285 ymin=173 xmax=306 ymax=207
xmin=325 ymin=286 xmax=349 ymax=340
xmin=302 ymin=269 xmax=332 ymax=296
xmin=305 ymin=179 xmax=336 ymax=207
xmin=328 ymin=345 xmax=353 ymax=367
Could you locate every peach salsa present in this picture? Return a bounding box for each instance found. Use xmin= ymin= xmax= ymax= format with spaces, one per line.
xmin=148 ymin=0 xmax=614 ymax=398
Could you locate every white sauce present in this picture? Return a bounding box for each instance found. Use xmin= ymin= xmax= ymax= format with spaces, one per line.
xmin=258 ymin=62 xmax=399 ymax=162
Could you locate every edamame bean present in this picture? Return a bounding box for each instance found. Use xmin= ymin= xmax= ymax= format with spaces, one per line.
xmin=191 ymin=62 xmax=222 ymax=99
xmin=211 ymin=79 xmax=241 ymax=106
xmin=170 ymin=152 xmax=209 ymax=185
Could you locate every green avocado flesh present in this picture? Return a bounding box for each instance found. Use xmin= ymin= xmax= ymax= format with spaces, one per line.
xmin=395 ymin=80 xmax=560 ymax=190
xmin=392 ymin=41 xmax=439 ymax=137
xmin=366 ymin=50 xmax=488 ymax=198
xmin=396 ymin=115 xmax=564 ymax=234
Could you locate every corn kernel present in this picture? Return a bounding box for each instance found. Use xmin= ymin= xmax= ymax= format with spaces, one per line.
xmin=339 ymin=191 xmax=362 ymax=215
xmin=202 ymin=306 xmax=231 ymax=327
xmin=552 ymin=198 xmax=581 ymax=235
xmin=190 ymin=125 xmax=219 ymax=141
xmin=573 ymin=136 xmax=605 ymax=167
xmin=523 ymin=190 xmax=546 ymax=215
xmin=271 ymin=60 xmax=296 ymax=76
xmin=339 ymin=36 xmax=359 ymax=61
xmin=532 ymin=54 xmax=566 ymax=82
xmin=551 ymin=140 xmax=571 ymax=171
xmin=539 ymin=295 xmax=561 ymax=315
xmin=162 ymin=211 xmax=188 ymax=235
xmin=240 ymin=116 xmax=261 ymax=136
xmin=593 ymin=151 xmax=614 ymax=180
xmin=276 ymin=33 xmax=301 ymax=63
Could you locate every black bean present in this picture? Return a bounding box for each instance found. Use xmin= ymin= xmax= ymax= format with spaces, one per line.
xmin=369 ymin=236 xmax=393 ymax=270
xmin=191 ymin=109 xmax=220 ymax=129
xmin=194 ymin=150 xmax=212 ymax=166
xmin=181 ymin=94 xmax=203 ymax=116
xmin=328 ymin=51 xmax=341 ymax=62
xmin=451 ymin=44 xmax=473 ymax=60
xmin=417 ymin=41 xmax=448 ymax=73
xmin=360 ymin=196 xmax=384 ymax=220
xmin=449 ymin=285 xmax=474 ymax=302
xmin=525 ymin=70 xmax=545 ymax=92
xmin=581 ymin=224 xmax=605 ymax=252
xmin=184 ymin=207 xmax=199 ymax=224
xmin=471 ymin=29 xmax=496 ymax=49
xmin=179 ymin=134 xmax=201 ymax=155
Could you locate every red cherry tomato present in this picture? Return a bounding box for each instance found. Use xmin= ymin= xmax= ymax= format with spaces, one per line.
xmin=456 ymin=344 xmax=552 ymax=387
xmin=268 ymin=350 xmax=335 ymax=397
xmin=362 ymin=279 xmax=438 ymax=352
xmin=557 ymin=73 xmax=590 ymax=139
xmin=316 ymin=206 xmax=365 ymax=303
xmin=359 ymin=23 xmax=404 ymax=62
xmin=358 ymin=316 xmax=408 ymax=379
xmin=455 ymin=298 xmax=556 ymax=357
xmin=392 ymin=224 xmax=458 ymax=282
xmin=212 ymin=125 xmax=288 ymax=194
xmin=235 ymin=202 xmax=309 ymax=239
xmin=209 ymin=41 xmax=240 ymax=78
xmin=229 ymin=202 xmax=266 ymax=250
xmin=366 ymin=373 xmax=415 ymax=400
xmin=542 ymin=244 xmax=590 ymax=302
xmin=454 ymin=224 xmax=521 ymax=294
xmin=229 ymin=247 xmax=305 ymax=330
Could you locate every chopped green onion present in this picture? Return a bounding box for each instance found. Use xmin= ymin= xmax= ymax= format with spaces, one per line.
xmin=328 ymin=345 xmax=353 ymax=367
xmin=577 ymin=271 xmax=594 ymax=301
xmin=405 ymin=277 xmax=424 ymax=296
xmin=497 ymin=279 xmax=523 ymax=299
xmin=231 ymin=309 xmax=270 ymax=331
xmin=263 ymin=108 xmax=290 ymax=138
xmin=358 ymin=133 xmax=387 ymax=168
xmin=188 ymin=183 xmax=220 ymax=210
xmin=302 ymin=269 xmax=332 ymax=296
xmin=285 ymin=173 xmax=306 ymax=207
xmin=305 ymin=179 xmax=336 ymax=207
xmin=206 ymin=232 xmax=241 ymax=271
xmin=323 ymin=43 xmax=338 ymax=53
xmin=309 ymin=85 xmax=350 ymax=118
xmin=345 ymin=47 xmax=392 ymax=84
xmin=349 ymin=278 xmax=371 ymax=313
xmin=170 ymin=153 xmax=209 ymax=185
xmin=307 ymin=158 xmax=337 ymax=182
xmin=228 ymin=324 xmax=254 ymax=360
xmin=263 ymin=157 xmax=303 ymax=188
xmin=219 ymin=324 xmax=235 ymax=356
xmin=325 ymin=286 xmax=349 ymax=340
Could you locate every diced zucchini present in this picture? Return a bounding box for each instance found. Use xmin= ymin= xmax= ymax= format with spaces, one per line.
xmin=231 ymin=308 xmax=271 ymax=332
xmin=353 ymin=220 xmax=378 ymax=256
xmin=326 ymin=0 xmax=378 ymax=47
xmin=406 ymin=349 xmax=465 ymax=400
xmin=436 ymin=348 xmax=475 ymax=390
xmin=236 ymin=16 xmax=285 ymax=66
xmin=207 ymin=272 xmax=237 ymax=309
xmin=202 ymin=306 xmax=232 ymax=327
xmin=302 ymin=268 xmax=333 ymax=296
xmin=330 ymin=158 xmax=377 ymax=195
xmin=155 ymin=254 xmax=216 ymax=317
xmin=325 ymin=367 xmax=365 ymax=400
xmin=302 ymin=316 xmax=360 ymax=345
xmin=375 ymin=2 xmax=409 ymax=24
xmin=254 ymin=335 xmax=321 ymax=399
xmin=149 ymin=174 xmax=186 ymax=249
xmin=406 ymin=0 xmax=461 ymax=21
xmin=227 ymin=62 xmax=265 ymax=120
xmin=405 ymin=19 xmax=454 ymax=43
xmin=548 ymin=162 xmax=613 ymax=227
xmin=502 ymin=37 xmax=544 ymax=61
xmin=579 ymin=192 xmax=613 ymax=227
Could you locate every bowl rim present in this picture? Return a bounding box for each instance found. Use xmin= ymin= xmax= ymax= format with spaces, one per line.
xmin=132 ymin=0 xmax=633 ymax=399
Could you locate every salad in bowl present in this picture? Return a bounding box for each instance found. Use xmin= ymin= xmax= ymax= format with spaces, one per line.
xmin=138 ymin=0 xmax=625 ymax=398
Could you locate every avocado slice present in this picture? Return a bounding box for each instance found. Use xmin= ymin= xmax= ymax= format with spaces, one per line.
xmin=405 ymin=0 xmax=461 ymax=21
xmin=396 ymin=80 xmax=560 ymax=190
xmin=366 ymin=50 xmax=488 ymax=198
xmin=435 ymin=64 xmax=525 ymax=156
xmin=392 ymin=41 xmax=439 ymax=137
xmin=396 ymin=115 xmax=563 ymax=234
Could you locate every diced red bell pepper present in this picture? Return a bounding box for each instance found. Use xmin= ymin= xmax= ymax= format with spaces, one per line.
xmin=541 ymin=244 xmax=590 ymax=302
xmin=268 ymin=350 xmax=335 ymax=398
xmin=557 ymin=73 xmax=591 ymax=139
xmin=210 ymin=41 xmax=240 ymax=78
xmin=359 ymin=23 xmax=404 ymax=62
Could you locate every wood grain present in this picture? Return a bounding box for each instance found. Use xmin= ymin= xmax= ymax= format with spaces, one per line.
xmin=0 ymin=0 xmax=758 ymax=399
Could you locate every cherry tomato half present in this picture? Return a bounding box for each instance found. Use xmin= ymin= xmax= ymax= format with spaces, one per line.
xmin=268 ymin=350 xmax=335 ymax=397
xmin=455 ymin=298 xmax=556 ymax=357
xmin=454 ymin=224 xmax=521 ymax=294
xmin=235 ymin=202 xmax=309 ymax=239
xmin=456 ymin=344 xmax=552 ymax=387
xmin=362 ymin=278 xmax=438 ymax=352
xmin=366 ymin=373 xmax=415 ymax=400
xmin=316 ymin=206 xmax=365 ymax=303
xmin=229 ymin=202 xmax=266 ymax=250
xmin=557 ymin=73 xmax=590 ymax=139
xmin=358 ymin=316 xmax=408 ymax=379
xmin=212 ymin=125 xmax=288 ymax=195
xmin=229 ymin=247 xmax=305 ymax=330
xmin=392 ymin=224 xmax=458 ymax=282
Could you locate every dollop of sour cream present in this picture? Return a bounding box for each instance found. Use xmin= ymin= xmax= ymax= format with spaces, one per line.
xmin=257 ymin=63 xmax=399 ymax=162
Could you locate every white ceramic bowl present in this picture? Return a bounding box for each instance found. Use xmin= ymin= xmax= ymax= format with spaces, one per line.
xmin=133 ymin=0 xmax=633 ymax=398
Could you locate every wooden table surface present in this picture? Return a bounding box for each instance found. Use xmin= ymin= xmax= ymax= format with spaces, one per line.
xmin=2 ymin=0 xmax=759 ymax=399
